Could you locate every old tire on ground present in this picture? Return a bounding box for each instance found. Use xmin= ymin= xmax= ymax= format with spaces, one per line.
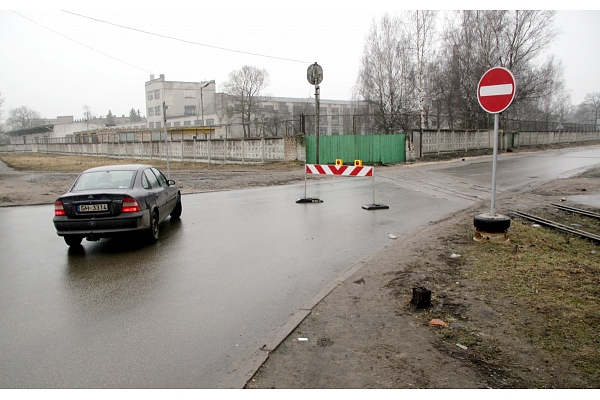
xmin=473 ymin=213 xmax=511 ymax=233
xmin=64 ymin=235 xmax=83 ymax=247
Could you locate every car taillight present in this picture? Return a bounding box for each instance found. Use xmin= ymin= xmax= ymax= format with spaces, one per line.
xmin=54 ymin=200 xmax=66 ymax=216
xmin=121 ymin=197 xmax=141 ymax=213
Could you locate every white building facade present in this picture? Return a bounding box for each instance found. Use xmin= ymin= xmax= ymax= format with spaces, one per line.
xmin=144 ymin=74 xmax=363 ymax=138
xmin=145 ymin=74 xmax=217 ymax=130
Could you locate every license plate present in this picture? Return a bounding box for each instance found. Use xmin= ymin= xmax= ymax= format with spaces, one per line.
xmin=78 ymin=204 xmax=108 ymax=212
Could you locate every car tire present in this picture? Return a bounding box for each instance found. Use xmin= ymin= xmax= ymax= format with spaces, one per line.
xmin=170 ymin=196 xmax=182 ymax=220
xmin=147 ymin=210 xmax=160 ymax=242
xmin=473 ymin=214 xmax=511 ymax=232
xmin=64 ymin=235 xmax=83 ymax=247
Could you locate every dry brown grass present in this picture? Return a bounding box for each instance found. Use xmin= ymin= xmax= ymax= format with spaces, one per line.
xmin=0 ymin=152 xmax=303 ymax=173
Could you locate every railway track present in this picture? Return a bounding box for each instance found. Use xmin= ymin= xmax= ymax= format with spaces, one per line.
xmin=511 ymin=204 xmax=600 ymax=243
xmin=550 ymin=203 xmax=600 ymax=220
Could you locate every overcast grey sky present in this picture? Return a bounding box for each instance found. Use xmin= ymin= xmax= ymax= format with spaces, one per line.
xmin=1 ymin=2 xmax=598 ymax=120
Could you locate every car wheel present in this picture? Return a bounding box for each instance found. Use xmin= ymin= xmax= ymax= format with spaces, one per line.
xmin=170 ymin=196 xmax=182 ymax=220
xmin=147 ymin=210 xmax=160 ymax=242
xmin=64 ymin=235 xmax=82 ymax=247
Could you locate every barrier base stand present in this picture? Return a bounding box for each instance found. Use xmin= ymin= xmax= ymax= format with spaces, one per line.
xmin=362 ymin=203 xmax=389 ymax=210
xmin=296 ymin=198 xmax=323 ymax=204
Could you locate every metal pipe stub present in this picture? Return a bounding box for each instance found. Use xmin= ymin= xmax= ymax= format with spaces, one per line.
xmin=473 ymin=213 xmax=511 ymax=242
xmin=411 ymin=287 xmax=431 ymax=309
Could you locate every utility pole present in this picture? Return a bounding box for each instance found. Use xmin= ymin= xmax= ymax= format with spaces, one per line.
xmin=201 ymin=81 xmax=209 ymax=128
xmin=163 ymin=101 xmax=170 ymax=179
xmin=197 ymin=81 xmax=210 ymax=129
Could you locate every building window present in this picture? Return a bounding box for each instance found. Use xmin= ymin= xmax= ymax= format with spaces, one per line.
xmin=184 ymin=105 xmax=196 ymax=116
xmin=147 ymin=92 xmax=153 ymax=101
xmin=206 ymin=119 xmax=214 ymax=126
xmin=184 ymin=121 xmax=191 ymax=126
xmin=331 ymin=108 xmax=339 ymax=124
xmin=166 ymin=122 xmax=171 ymax=127
xmin=148 ymin=107 xmax=154 ymax=116
xmin=149 ymin=122 xmax=154 ymax=128
xmin=154 ymin=90 xmax=160 ymax=100
xmin=319 ymin=107 xmax=328 ymax=124
xmin=174 ymin=122 xmax=181 ymax=127
xmin=263 ymin=104 xmax=274 ymax=111
xmin=155 ymin=106 xmax=161 ymax=116
xmin=155 ymin=122 xmax=161 ymax=129
xmin=194 ymin=119 xmax=202 ymax=126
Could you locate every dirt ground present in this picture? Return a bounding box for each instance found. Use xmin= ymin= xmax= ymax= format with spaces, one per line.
xmin=0 ymin=160 xmax=309 ymax=207
xmin=1 ymin=148 xmax=599 ymax=389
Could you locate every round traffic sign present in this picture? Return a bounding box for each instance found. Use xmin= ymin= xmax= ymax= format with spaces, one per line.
xmin=477 ymin=67 xmax=516 ymax=114
xmin=307 ymin=62 xmax=323 ymax=86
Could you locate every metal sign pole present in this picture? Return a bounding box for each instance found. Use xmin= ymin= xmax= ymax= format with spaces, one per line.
xmin=372 ymin=172 xmax=376 ymax=204
xmin=490 ymin=113 xmax=499 ymax=217
xmin=315 ymin=83 xmax=320 ymax=165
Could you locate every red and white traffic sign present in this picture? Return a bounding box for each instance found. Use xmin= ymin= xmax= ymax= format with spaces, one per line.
xmin=477 ymin=67 xmax=516 ymax=114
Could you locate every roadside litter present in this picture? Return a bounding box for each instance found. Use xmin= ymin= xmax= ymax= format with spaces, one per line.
xmin=429 ymin=319 xmax=448 ymax=327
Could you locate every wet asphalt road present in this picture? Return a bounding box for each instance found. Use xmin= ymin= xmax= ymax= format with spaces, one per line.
xmin=1 ymin=146 xmax=599 ymax=388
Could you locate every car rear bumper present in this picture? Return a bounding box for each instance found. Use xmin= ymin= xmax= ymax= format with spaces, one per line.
xmin=53 ymin=210 xmax=150 ymax=238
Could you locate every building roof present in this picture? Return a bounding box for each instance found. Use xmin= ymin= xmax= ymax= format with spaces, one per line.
xmin=7 ymin=125 xmax=54 ymax=136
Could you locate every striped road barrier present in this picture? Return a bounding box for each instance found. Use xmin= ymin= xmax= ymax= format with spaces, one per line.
xmin=296 ymin=164 xmax=389 ymax=210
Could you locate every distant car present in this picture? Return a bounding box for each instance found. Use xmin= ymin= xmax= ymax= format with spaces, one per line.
xmin=53 ymin=164 xmax=182 ymax=247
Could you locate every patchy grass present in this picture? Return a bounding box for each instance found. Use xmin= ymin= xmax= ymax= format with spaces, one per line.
xmin=407 ymin=215 xmax=600 ymax=387
xmin=0 ymin=152 xmax=304 ymax=173
xmin=463 ymin=220 xmax=600 ymax=384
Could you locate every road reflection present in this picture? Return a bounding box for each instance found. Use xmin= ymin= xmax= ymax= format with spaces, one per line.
xmin=62 ymin=219 xmax=183 ymax=319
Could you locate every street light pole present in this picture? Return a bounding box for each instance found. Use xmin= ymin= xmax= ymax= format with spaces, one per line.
xmin=163 ymin=100 xmax=170 ymax=179
xmin=199 ymin=82 xmax=210 ymax=128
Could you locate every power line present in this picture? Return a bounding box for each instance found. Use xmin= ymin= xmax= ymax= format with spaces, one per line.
xmin=63 ymin=10 xmax=312 ymax=65
xmin=12 ymin=11 xmax=153 ymax=74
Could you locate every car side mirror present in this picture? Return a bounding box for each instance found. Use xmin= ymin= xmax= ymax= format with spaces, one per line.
xmin=168 ymin=180 xmax=176 ymax=186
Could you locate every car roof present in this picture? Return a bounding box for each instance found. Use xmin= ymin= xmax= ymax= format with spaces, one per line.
xmin=81 ymin=164 xmax=153 ymax=173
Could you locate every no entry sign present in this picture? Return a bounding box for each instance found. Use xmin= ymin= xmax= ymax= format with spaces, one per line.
xmin=477 ymin=67 xmax=516 ymax=114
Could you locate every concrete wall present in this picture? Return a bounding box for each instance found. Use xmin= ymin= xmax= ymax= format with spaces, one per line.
xmin=15 ymin=136 xmax=297 ymax=164
xmin=418 ymin=129 xmax=600 ymax=157
xmin=2 ymin=130 xmax=598 ymax=164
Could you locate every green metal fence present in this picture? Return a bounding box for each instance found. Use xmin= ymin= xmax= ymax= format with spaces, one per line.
xmin=306 ymin=134 xmax=406 ymax=164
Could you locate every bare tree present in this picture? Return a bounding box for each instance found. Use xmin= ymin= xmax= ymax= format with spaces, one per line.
xmin=404 ymin=10 xmax=438 ymax=129
xmin=0 ymin=91 xmax=4 ymax=133
xmin=83 ymin=105 xmax=94 ymax=130
xmin=222 ymin=65 xmax=270 ymax=137
xmin=434 ymin=10 xmax=560 ymax=128
xmin=521 ymin=56 xmax=570 ymax=124
xmin=354 ymin=13 xmax=417 ymax=134
xmin=582 ymin=93 xmax=600 ymax=128
xmin=7 ymin=106 xmax=42 ymax=130
xmin=129 ymin=107 xmax=141 ymax=122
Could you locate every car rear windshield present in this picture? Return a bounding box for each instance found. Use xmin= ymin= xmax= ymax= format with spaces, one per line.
xmin=72 ymin=170 xmax=136 ymax=191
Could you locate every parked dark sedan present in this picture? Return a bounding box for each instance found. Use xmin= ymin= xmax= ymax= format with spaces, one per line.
xmin=53 ymin=164 xmax=182 ymax=246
